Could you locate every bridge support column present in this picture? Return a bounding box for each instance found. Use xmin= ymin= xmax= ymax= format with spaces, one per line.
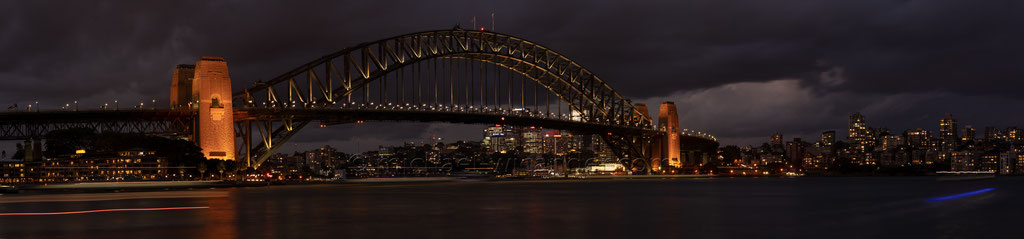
xmin=657 ymin=101 xmax=681 ymax=168
xmin=190 ymin=56 xmax=236 ymax=161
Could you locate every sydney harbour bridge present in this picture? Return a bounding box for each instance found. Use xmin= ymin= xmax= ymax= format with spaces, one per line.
xmin=0 ymin=29 xmax=717 ymax=173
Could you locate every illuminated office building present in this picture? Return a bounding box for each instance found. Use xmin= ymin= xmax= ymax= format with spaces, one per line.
xmin=939 ymin=114 xmax=958 ymax=150
xmin=482 ymin=125 xmax=521 ymax=153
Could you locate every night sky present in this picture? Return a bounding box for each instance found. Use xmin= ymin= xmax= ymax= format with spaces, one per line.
xmin=1 ymin=0 xmax=1022 ymax=153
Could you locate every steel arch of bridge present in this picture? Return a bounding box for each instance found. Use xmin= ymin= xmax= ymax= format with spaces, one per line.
xmin=234 ymin=29 xmax=650 ymax=123
xmin=233 ymin=29 xmax=686 ymax=167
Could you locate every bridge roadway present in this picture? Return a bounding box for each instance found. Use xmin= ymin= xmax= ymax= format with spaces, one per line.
xmin=237 ymin=107 xmax=652 ymax=136
xmin=0 ymin=109 xmax=195 ymax=140
xmin=0 ymin=108 xmax=717 ymax=151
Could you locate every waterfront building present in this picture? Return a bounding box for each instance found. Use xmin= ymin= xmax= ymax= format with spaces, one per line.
xmin=482 ymin=125 xmax=521 ymax=153
xmin=785 ymin=138 xmax=808 ymax=167
xmin=522 ymin=126 xmax=545 ymax=154
xmin=951 ymin=151 xmax=978 ymax=171
xmin=0 ymin=149 xmax=168 ymax=184
xmin=999 ymin=149 xmax=1019 ymax=175
xmin=1014 ymin=147 xmax=1024 ymax=175
xmin=980 ymin=153 xmax=1000 ymax=172
xmin=802 ymin=145 xmax=833 ymax=170
xmin=305 ymin=145 xmax=339 ymax=170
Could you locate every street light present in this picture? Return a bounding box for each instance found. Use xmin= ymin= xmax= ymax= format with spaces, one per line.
xmin=114 ymin=100 xmax=118 ymax=110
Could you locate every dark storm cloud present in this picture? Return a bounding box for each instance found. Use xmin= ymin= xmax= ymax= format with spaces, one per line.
xmin=1 ymin=0 xmax=1022 ymax=150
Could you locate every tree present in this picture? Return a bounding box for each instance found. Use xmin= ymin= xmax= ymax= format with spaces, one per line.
xmin=720 ymin=145 xmax=742 ymax=163
xmin=177 ymin=164 xmax=186 ymax=180
xmin=44 ymin=128 xmax=96 ymax=157
xmin=216 ymin=160 xmax=226 ymax=179
xmin=12 ymin=143 xmax=24 ymax=160
xmin=197 ymin=162 xmax=207 ymax=180
xmin=227 ymin=160 xmax=245 ymax=181
xmin=141 ymin=137 xmax=206 ymax=167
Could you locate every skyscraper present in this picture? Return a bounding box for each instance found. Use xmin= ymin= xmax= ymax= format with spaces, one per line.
xmin=521 ymin=126 xmax=545 ymax=154
xmin=848 ymin=112 xmax=871 ymax=165
xmin=482 ymin=125 xmax=521 ymax=153
xmin=939 ymin=114 xmax=958 ymax=150
xmin=849 ymin=112 xmax=869 ymax=149
xmin=785 ymin=138 xmax=807 ymax=167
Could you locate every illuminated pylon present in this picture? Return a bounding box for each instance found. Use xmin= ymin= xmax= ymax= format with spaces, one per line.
xmin=190 ymin=56 xmax=236 ymax=161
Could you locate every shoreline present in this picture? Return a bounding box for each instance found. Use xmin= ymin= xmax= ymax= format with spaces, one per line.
xmin=2 ymin=175 xmax=718 ymax=194
xmin=1 ymin=174 xmax=1004 ymax=195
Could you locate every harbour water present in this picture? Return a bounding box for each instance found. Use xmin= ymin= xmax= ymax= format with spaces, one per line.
xmin=0 ymin=177 xmax=1016 ymax=238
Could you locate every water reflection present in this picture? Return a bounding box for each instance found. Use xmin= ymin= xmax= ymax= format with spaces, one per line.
xmin=0 ymin=177 xmax=1017 ymax=238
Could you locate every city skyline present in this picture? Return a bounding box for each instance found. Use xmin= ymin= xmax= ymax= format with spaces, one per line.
xmin=1 ymin=2 xmax=1021 ymax=238
xmin=755 ymin=112 xmax=1022 ymax=147
xmin=2 ymin=1 xmax=1023 ymax=153
xmin=736 ymin=111 xmax=1024 ymax=176
xmin=238 ymin=111 xmax=1024 ymax=155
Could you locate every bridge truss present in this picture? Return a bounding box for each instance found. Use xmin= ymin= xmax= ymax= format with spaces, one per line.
xmin=0 ymin=110 xmax=194 ymax=140
xmin=233 ymin=29 xmax=669 ymax=167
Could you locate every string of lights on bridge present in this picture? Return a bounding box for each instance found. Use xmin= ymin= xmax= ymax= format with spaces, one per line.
xmin=6 ymin=97 xmax=715 ymax=142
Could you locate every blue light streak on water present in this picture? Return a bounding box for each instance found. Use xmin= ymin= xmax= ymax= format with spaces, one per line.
xmin=926 ymin=188 xmax=996 ymax=202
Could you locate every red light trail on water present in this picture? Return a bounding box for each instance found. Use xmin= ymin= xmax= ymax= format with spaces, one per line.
xmin=0 ymin=206 xmax=210 ymax=216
